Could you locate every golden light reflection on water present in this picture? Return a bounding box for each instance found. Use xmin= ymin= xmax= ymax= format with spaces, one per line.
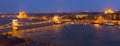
xmin=8 ymin=24 xmax=63 ymax=37
xmin=93 ymin=24 xmax=101 ymax=29
xmin=0 ymin=23 xmax=65 ymax=38
xmin=52 ymin=24 xmax=63 ymax=32
xmin=0 ymin=29 xmax=23 ymax=38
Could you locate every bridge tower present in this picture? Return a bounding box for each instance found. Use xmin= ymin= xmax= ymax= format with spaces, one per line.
xmin=12 ymin=19 xmax=19 ymax=37
xmin=17 ymin=11 xmax=28 ymax=19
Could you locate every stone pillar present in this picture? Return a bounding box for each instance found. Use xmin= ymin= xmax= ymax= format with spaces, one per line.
xmin=12 ymin=19 xmax=18 ymax=37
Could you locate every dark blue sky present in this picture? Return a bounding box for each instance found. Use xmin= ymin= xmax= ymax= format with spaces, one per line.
xmin=0 ymin=0 xmax=120 ymax=13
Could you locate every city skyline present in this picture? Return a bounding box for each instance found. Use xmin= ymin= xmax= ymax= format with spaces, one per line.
xmin=0 ymin=0 xmax=120 ymax=13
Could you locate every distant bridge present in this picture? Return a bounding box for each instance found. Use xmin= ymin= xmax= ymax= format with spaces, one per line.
xmin=0 ymin=19 xmax=52 ymax=30
xmin=0 ymin=19 xmax=53 ymax=37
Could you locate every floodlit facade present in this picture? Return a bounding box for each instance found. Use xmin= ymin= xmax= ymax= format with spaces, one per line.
xmin=104 ymin=8 xmax=114 ymax=14
xmin=76 ymin=14 xmax=88 ymax=19
xmin=17 ymin=11 xmax=28 ymax=19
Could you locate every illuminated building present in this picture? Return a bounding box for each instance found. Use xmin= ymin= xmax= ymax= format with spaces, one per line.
xmin=76 ymin=14 xmax=88 ymax=19
xmin=109 ymin=13 xmax=120 ymax=20
xmin=52 ymin=15 xmax=62 ymax=24
xmin=17 ymin=11 xmax=28 ymax=19
xmin=93 ymin=16 xmax=104 ymax=24
xmin=41 ymin=16 xmax=48 ymax=21
xmin=104 ymin=8 xmax=114 ymax=14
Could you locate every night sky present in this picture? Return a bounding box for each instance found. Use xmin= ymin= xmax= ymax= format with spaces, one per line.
xmin=0 ymin=0 xmax=119 ymax=13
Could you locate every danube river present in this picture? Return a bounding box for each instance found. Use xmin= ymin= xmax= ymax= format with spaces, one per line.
xmin=1 ymin=17 xmax=120 ymax=46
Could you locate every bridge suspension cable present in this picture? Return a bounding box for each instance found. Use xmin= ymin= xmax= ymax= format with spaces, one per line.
xmin=0 ymin=22 xmax=12 ymax=29
xmin=18 ymin=21 xmax=51 ymax=26
xmin=0 ymin=19 xmax=52 ymax=30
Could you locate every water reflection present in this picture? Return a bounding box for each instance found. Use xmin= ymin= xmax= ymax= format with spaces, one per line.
xmin=93 ymin=24 xmax=101 ymax=29
xmin=1 ymin=22 xmax=120 ymax=46
xmin=52 ymin=24 xmax=63 ymax=33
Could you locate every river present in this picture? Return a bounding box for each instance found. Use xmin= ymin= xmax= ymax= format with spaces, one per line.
xmin=1 ymin=17 xmax=120 ymax=46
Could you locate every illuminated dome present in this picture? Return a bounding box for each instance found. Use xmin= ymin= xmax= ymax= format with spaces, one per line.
xmin=104 ymin=8 xmax=114 ymax=14
xmin=17 ymin=11 xmax=28 ymax=19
